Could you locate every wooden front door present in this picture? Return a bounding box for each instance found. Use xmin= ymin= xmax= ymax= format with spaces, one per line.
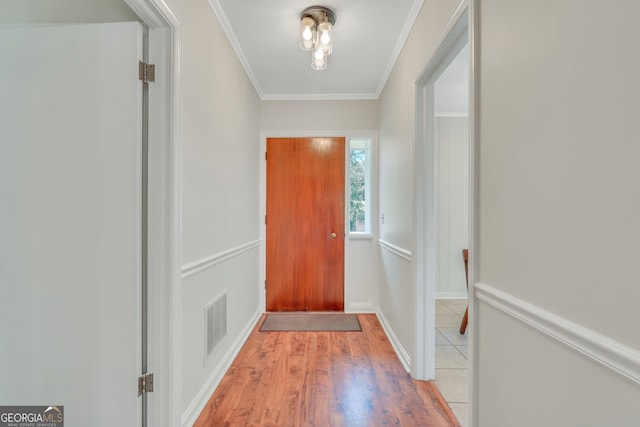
xmin=266 ymin=137 xmax=345 ymax=311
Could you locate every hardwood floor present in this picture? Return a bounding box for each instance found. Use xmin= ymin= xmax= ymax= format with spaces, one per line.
xmin=194 ymin=314 xmax=460 ymax=427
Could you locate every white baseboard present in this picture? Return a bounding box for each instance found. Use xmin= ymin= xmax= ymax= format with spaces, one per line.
xmin=180 ymin=307 xmax=262 ymax=427
xmin=436 ymin=291 xmax=468 ymax=299
xmin=376 ymin=308 xmax=411 ymax=373
xmin=475 ymin=282 xmax=640 ymax=387
xmin=346 ymin=302 xmax=377 ymax=313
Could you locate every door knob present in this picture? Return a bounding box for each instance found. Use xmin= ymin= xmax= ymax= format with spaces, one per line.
xmin=330 ymin=232 xmax=337 ymax=238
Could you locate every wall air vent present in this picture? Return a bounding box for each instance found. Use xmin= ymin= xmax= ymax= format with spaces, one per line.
xmin=204 ymin=292 xmax=227 ymax=362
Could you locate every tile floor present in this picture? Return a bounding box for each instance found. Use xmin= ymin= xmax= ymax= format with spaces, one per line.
xmin=435 ymin=298 xmax=469 ymax=427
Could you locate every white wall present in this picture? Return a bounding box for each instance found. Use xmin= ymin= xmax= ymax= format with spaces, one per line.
xmin=377 ymin=0 xmax=463 ymax=373
xmin=435 ymin=116 xmax=469 ymax=297
xmin=260 ymin=100 xmax=380 ymax=313
xmin=167 ymin=0 xmax=261 ymax=423
xmin=260 ymin=100 xmax=379 ymax=131
xmin=476 ymin=303 xmax=640 ymax=426
xmin=475 ymin=0 xmax=640 ymax=425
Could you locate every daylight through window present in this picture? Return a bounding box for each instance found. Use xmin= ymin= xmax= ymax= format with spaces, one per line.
xmin=349 ymin=137 xmax=371 ymax=234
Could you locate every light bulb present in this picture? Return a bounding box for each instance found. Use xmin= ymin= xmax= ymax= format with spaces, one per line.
xmin=316 ymin=21 xmax=333 ymax=55
xmin=320 ymin=30 xmax=330 ymax=45
xmin=314 ymin=48 xmax=324 ymax=60
xmin=302 ymin=26 xmax=313 ymax=41
xmin=299 ymin=17 xmax=316 ymax=51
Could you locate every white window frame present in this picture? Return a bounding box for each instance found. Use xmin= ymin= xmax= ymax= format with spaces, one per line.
xmin=346 ymin=134 xmax=377 ymax=239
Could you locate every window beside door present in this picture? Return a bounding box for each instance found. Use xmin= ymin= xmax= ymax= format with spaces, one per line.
xmin=348 ymin=137 xmax=372 ymax=234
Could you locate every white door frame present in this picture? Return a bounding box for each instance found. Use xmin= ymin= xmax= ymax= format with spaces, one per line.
xmin=413 ymin=0 xmax=472 ymax=383
xmin=259 ymin=130 xmax=378 ymax=314
xmin=123 ymin=1 xmax=182 ymax=426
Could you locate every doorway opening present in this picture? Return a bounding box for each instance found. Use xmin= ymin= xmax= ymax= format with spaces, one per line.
xmin=432 ymin=38 xmax=470 ymax=425
xmin=413 ymin=3 xmax=472 ymax=399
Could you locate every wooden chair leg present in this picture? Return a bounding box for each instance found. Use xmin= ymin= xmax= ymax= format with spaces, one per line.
xmin=459 ymin=307 xmax=468 ymax=334
xmin=460 ymin=249 xmax=469 ymax=335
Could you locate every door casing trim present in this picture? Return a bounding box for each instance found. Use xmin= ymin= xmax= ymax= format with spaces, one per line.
xmin=259 ymin=130 xmax=378 ymax=314
xmin=413 ymin=0 xmax=473 ymax=386
xmin=124 ymin=1 xmax=182 ymax=426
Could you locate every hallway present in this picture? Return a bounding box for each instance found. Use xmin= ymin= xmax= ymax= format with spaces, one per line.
xmin=3 ymin=2 xmax=638 ymax=426
xmin=194 ymin=314 xmax=459 ymax=426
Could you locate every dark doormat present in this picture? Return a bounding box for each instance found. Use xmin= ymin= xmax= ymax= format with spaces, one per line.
xmin=260 ymin=313 xmax=362 ymax=332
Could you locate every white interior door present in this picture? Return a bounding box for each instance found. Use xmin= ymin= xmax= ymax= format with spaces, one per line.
xmin=0 ymin=22 xmax=143 ymax=426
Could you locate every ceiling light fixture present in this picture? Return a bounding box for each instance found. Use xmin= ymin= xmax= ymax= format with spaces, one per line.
xmin=299 ymin=6 xmax=336 ymax=71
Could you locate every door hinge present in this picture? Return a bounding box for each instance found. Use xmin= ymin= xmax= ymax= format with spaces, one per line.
xmin=265 ymin=151 xmax=267 ymax=161
xmin=264 ymin=215 xmax=267 ymax=225
xmin=138 ymin=373 xmax=154 ymax=397
xmin=138 ymin=61 xmax=156 ymax=84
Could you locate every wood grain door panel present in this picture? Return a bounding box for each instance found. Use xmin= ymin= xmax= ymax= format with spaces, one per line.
xmin=266 ymin=137 xmax=345 ymax=311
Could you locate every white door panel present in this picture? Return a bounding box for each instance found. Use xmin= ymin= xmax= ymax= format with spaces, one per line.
xmin=0 ymin=22 xmax=143 ymax=426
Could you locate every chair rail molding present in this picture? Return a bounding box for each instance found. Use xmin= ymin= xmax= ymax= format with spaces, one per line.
xmin=378 ymin=239 xmax=412 ymax=262
xmin=475 ymin=282 xmax=640 ymax=388
xmin=182 ymin=239 xmax=262 ymax=279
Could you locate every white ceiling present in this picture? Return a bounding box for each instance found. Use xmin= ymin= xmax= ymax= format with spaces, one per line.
xmin=209 ymin=0 xmax=424 ymax=100
xmin=1 ymin=0 xmax=471 ymax=105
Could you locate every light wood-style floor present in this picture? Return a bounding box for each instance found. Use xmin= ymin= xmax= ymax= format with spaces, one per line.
xmin=194 ymin=314 xmax=459 ymax=426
